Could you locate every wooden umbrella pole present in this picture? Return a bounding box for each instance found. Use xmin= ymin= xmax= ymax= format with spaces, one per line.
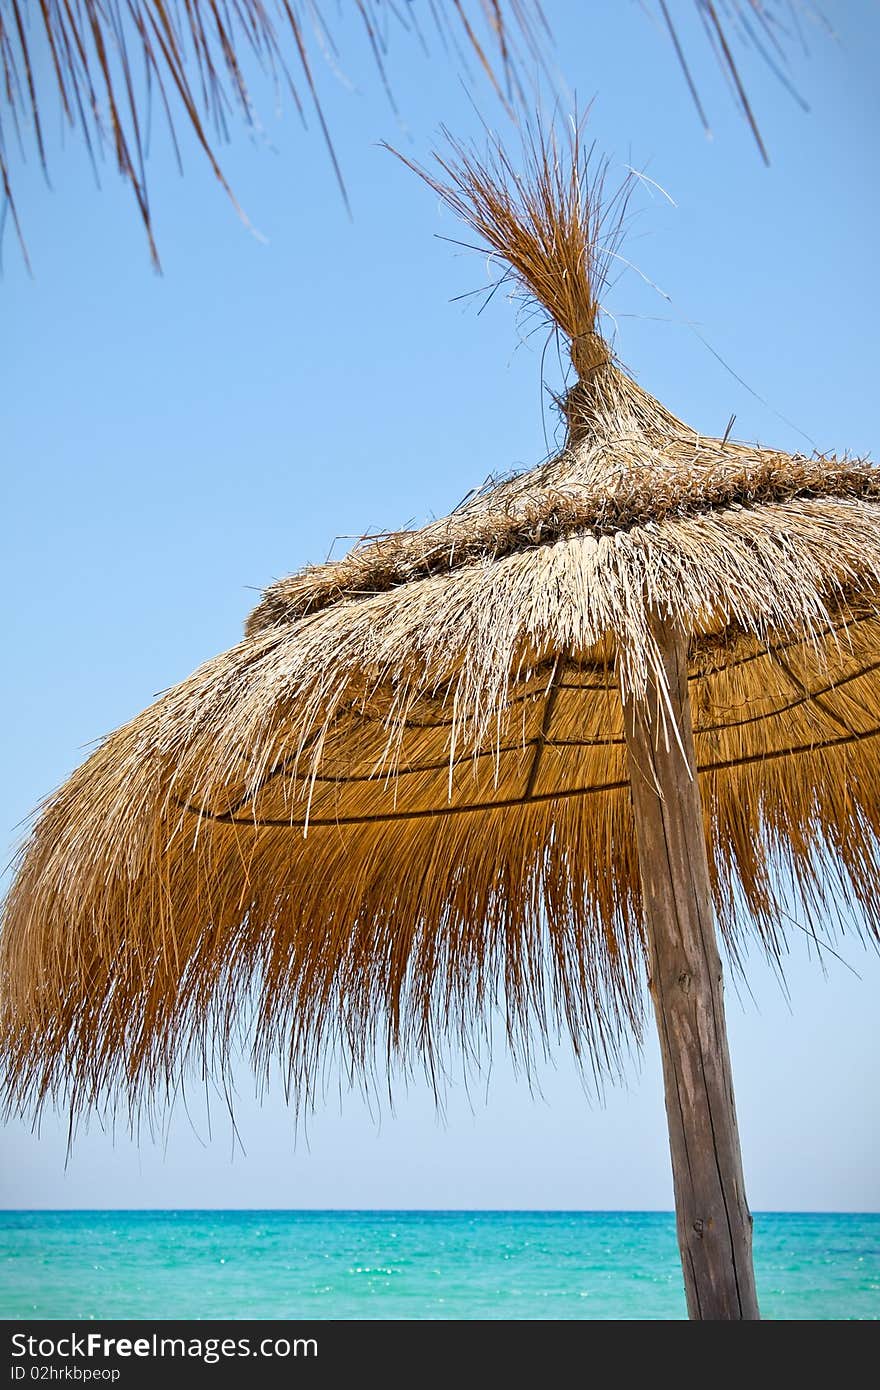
xmin=621 ymin=613 xmax=760 ymax=1320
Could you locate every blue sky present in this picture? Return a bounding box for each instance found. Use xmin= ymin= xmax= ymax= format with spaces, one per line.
xmin=1 ymin=1 xmax=878 ymax=1211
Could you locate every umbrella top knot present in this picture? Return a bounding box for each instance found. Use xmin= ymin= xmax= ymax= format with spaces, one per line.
xmin=391 ymin=119 xmax=629 ymax=374
xmin=570 ymin=332 xmax=611 ymax=379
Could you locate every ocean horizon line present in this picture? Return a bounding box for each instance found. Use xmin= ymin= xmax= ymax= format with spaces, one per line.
xmin=3 ymin=1206 xmax=877 ymax=1217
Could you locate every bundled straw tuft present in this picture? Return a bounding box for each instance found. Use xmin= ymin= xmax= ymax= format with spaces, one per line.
xmin=390 ymin=117 xmax=634 ymax=377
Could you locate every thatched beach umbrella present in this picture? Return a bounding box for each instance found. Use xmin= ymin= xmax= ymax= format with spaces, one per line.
xmin=3 ymin=128 xmax=879 ymax=1321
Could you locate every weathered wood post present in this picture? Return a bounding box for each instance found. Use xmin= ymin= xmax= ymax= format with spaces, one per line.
xmin=621 ymin=612 xmax=760 ymax=1320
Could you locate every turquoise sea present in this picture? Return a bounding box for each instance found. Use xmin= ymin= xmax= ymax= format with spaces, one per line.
xmin=0 ymin=1210 xmax=877 ymax=1320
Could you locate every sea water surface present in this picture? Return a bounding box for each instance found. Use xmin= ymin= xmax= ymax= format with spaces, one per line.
xmin=1 ymin=1210 xmax=877 ymax=1320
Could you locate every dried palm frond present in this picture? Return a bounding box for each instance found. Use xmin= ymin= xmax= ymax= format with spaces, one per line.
xmin=0 ymin=2 xmax=823 ymax=268
xmin=0 ymin=0 xmax=547 ymax=269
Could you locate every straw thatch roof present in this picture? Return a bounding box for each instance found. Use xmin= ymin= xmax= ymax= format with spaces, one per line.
xmin=3 ymin=125 xmax=879 ymax=1122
